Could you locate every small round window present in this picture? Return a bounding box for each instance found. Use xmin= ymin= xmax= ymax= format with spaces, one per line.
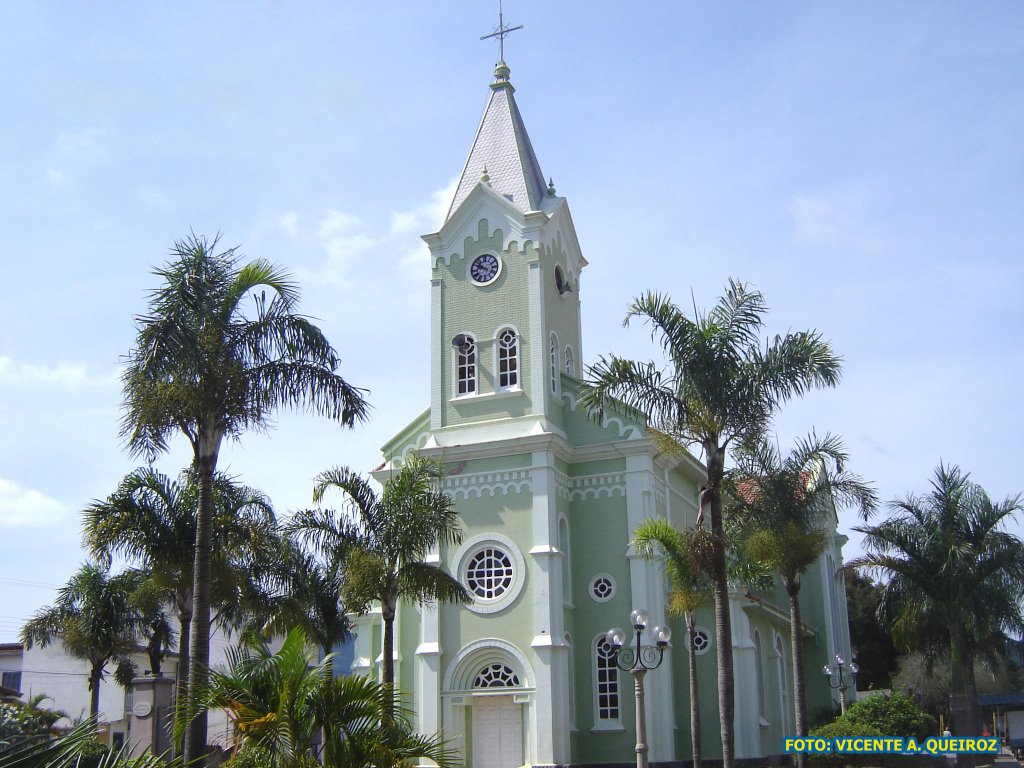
xmin=691 ymin=627 xmax=712 ymax=656
xmin=466 ymin=547 xmax=514 ymax=601
xmin=589 ymin=573 xmax=617 ymax=603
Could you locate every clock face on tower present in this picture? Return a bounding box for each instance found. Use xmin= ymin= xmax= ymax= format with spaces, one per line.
xmin=469 ymin=253 xmax=501 ymax=286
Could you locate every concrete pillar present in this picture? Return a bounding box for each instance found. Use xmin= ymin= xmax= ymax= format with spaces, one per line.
xmin=128 ymin=676 xmax=175 ymax=758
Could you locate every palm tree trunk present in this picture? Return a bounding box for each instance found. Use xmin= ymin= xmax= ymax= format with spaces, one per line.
xmin=705 ymin=442 xmax=734 ymax=768
xmin=175 ymin=599 xmax=192 ymax=750
xmin=184 ymin=453 xmax=217 ymax=766
xmin=787 ymin=579 xmax=808 ymax=768
xmin=381 ymin=596 xmax=396 ymax=725
xmin=88 ymin=662 xmax=103 ymax=721
xmin=687 ymin=613 xmax=702 ymax=768
xmin=950 ymin=624 xmax=976 ymax=768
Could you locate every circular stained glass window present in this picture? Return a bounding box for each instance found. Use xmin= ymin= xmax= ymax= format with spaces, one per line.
xmin=589 ymin=573 xmax=617 ymax=603
xmin=466 ymin=547 xmax=515 ymax=600
xmin=691 ymin=627 xmax=711 ymax=656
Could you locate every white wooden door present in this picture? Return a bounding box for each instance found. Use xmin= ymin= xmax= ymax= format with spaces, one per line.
xmin=472 ymin=695 xmax=523 ymax=768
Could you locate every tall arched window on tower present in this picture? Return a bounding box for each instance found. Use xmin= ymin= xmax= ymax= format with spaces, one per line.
xmin=549 ymin=334 xmax=559 ymax=395
xmin=456 ymin=335 xmax=477 ymax=396
xmin=593 ymin=634 xmax=621 ymax=726
xmin=775 ymin=633 xmax=791 ymax=734
xmin=558 ymin=517 xmax=571 ymax=604
xmin=496 ymin=328 xmax=519 ymax=389
xmin=753 ymin=630 xmax=766 ymax=721
xmin=564 ymin=345 xmax=575 ymax=377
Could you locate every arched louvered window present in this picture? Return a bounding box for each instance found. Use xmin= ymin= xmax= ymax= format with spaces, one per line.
xmin=564 ymin=345 xmax=575 ymax=377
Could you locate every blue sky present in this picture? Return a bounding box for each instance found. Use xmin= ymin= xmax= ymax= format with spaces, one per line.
xmin=1 ymin=2 xmax=1022 ymax=642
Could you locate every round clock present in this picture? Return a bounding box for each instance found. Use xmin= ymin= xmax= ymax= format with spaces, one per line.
xmin=469 ymin=253 xmax=501 ymax=285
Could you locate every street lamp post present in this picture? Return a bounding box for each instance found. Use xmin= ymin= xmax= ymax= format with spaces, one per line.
xmin=606 ymin=609 xmax=672 ymax=768
xmin=822 ymin=654 xmax=859 ymax=714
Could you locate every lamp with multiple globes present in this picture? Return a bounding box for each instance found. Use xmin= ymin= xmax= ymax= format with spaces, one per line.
xmin=605 ymin=608 xmax=671 ymax=768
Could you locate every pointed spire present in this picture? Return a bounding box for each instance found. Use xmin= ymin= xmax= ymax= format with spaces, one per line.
xmin=446 ymin=61 xmax=549 ymax=222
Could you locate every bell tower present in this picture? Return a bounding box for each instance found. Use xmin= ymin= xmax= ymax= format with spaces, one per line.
xmin=422 ymin=60 xmax=587 ymax=444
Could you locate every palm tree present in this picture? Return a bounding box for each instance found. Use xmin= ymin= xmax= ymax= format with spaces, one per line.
xmin=21 ymin=564 xmax=146 ymax=720
xmin=850 ymin=465 xmax=1024 ymax=744
xmin=725 ymin=432 xmax=877 ymax=767
xmin=632 ymin=519 xmax=714 ymax=768
xmin=289 ymin=454 xmax=469 ymax=718
xmin=244 ymin=538 xmax=352 ymax=678
xmin=83 ymin=467 xmax=277 ymax=719
xmin=582 ymin=280 xmax=841 ymax=768
xmin=187 ymin=628 xmax=457 ymax=768
xmin=121 ymin=233 xmax=369 ymax=763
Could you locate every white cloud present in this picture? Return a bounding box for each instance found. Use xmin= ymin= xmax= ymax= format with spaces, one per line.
xmin=282 ymin=179 xmax=458 ymax=287
xmin=317 ymin=211 xmax=362 ymax=240
xmin=279 ymin=211 xmax=299 ymax=237
xmin=0 ymin=357 xmax=119 ymax=389
xmin=0 ymin=478 xmax=67 ymax=527
xmin=47 ymin=169 xmax=69 ymax=185
xmin=54 ymin=130 xmax=103 ymax=161
xmin=790 ymin=190 xmax=886 ymax=253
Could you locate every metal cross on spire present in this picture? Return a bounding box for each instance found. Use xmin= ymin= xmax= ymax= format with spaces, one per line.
xmin=480 ymin=0 xmax=523 ymax=62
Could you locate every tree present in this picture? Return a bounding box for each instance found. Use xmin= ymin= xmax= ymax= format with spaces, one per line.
xmin=582 ymin=281 xmax=841 ymax=768
xmin=21 ymin=564 xmax=146 ymax=720
xmin=851 ymin=464 xmax=1024 ymax=747
xmin=186 ymin=628 xmax=457 ymax=768
xmin=244 ymin=537 xmax=351 ymax=678
xmin=726 ymin=432 xmax=876 ymax=766
xmin=844 ymin=571 xmax=899 ymax=690
xmin=632 ymin=519 xmax=715 ymax=768
xmin=289 ymin=454 xmax=469 ymax=719
xmin=83 ymin=467 xmax=277 ymax=720
xmin=121 ymin=233 xmax=369 ymax=763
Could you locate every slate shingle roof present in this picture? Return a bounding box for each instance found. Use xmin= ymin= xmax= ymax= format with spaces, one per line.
xmin=446 ymin=61 xmax=548 ymax=222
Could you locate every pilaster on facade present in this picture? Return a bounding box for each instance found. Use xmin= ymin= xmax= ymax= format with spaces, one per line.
xmin=527 ymin=448 xmax=571 ymax=764
xmin=624 ymin=452 xmax=676 ymax=762
xmin=430 ymin=277 xmax=443 ymax=430
xmin=730 ymin=592 xmax=763 ymax=759
xmin=350 ymin=610 xmax=381 ymax=680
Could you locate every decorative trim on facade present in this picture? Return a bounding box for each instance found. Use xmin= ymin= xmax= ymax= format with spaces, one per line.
xmin=559 ymin=391 xmax=643 ymax=440
xmin=443 ymin=469 xmax=532 ymax=499
xmin=567 ymin=472 xmax=626 ymax=501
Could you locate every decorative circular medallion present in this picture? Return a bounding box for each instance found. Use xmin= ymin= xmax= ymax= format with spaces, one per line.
xmin=132 ymin=701 xmax=153 ymax=718
xmin=469 ymin=253 xmax=501 ymax=285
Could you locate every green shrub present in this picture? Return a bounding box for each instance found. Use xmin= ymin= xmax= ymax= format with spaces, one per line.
xmin=224 ymin=745 xmax=319 ymax=768
xmin=844 ymin=692 xmax=937 ymax=742
xmin=808 ymin=720 xmax=883 ymax=768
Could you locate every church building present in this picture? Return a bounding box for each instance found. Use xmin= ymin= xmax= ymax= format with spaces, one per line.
xmin=350 ymin=56 xmax=854 ymax=768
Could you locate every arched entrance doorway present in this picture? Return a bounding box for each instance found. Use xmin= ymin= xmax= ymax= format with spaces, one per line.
xmin=443 ymin=640 xmax=533 ymax=768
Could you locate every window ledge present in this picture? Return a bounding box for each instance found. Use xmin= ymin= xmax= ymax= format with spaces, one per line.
xmin=450 ymin=388 xmax=523 ymax=404
xmin=590 ymin=724 xmax=626 ymax=734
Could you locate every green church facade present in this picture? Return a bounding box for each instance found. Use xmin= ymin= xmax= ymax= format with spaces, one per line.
xmin=350 ymin=59 xmax=854 ymax=768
